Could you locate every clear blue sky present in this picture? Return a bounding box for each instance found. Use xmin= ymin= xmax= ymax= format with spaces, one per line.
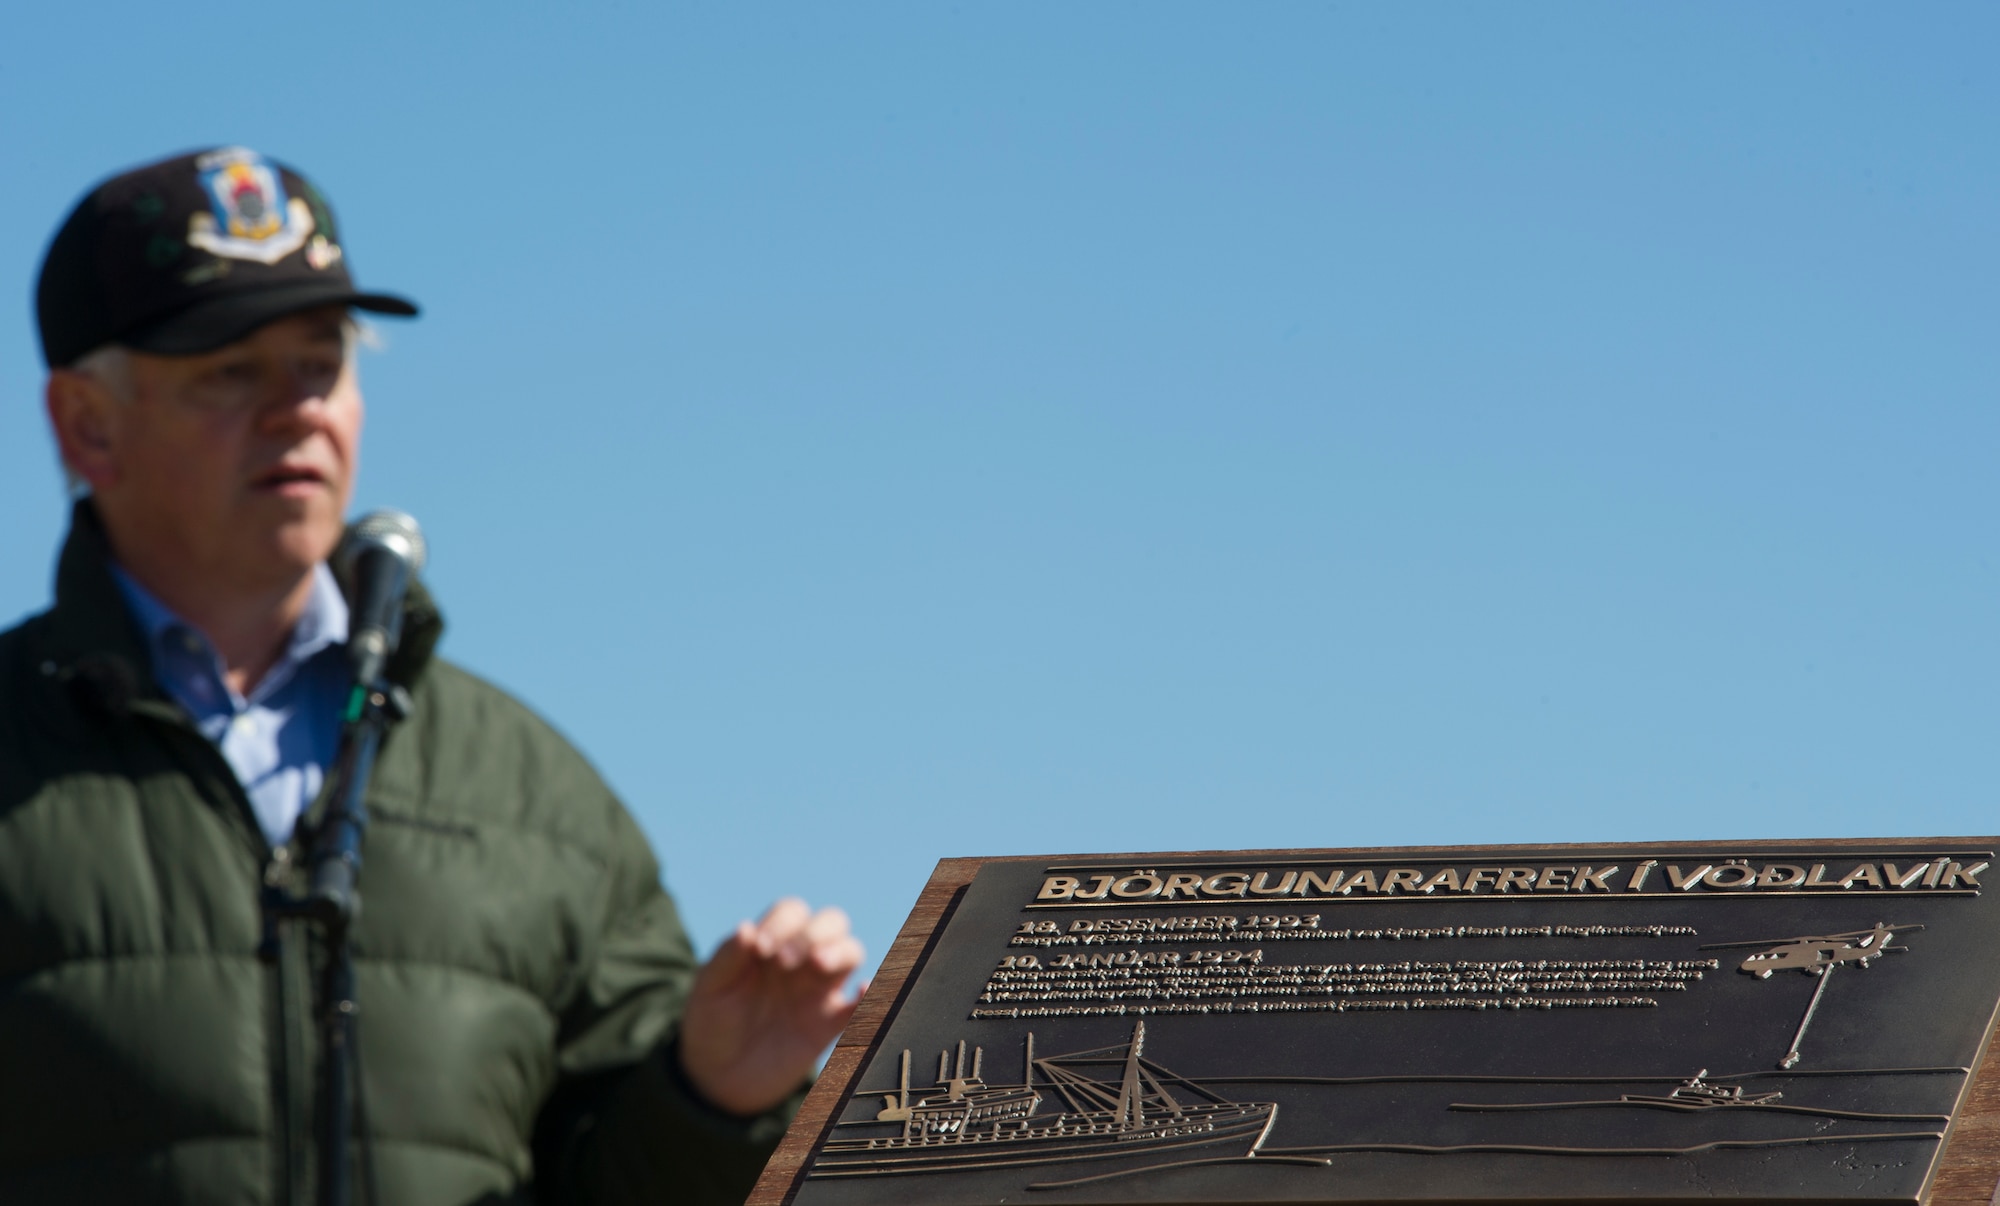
xmin=3 ymin=5 xmax=1995 ymax=979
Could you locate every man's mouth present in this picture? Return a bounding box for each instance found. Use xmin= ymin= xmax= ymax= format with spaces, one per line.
xmin=252 ymin=465 xmax=329 ymax=493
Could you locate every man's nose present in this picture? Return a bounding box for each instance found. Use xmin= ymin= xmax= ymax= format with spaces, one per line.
xmin=256 ymin=366 xmax=343 ymax=429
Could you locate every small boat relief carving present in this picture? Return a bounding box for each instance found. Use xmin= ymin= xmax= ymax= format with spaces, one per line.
xmin=1448 ymin=1069 xmax=1948 ymax=1123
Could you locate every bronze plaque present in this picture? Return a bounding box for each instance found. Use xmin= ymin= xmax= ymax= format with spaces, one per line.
xmin=751 ymin=841 xmax=2000 ymax=1205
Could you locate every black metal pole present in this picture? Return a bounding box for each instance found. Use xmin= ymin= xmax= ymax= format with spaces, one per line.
xmin=320 ymin=946 xmax=358 ymax=1206
xmin=293 ymin=678 xmax=407 ymax=1206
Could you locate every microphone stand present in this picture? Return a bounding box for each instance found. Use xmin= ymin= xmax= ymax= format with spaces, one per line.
xmin=265 ymin=673 xmax=411 ymax=1206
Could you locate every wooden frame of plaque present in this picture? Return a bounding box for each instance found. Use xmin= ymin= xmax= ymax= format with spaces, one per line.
xmin=751 ymin=840 xmax=2000 ymax=1205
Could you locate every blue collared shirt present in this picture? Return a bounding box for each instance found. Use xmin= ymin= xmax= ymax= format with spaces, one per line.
xmin=112 ymin=564 xmax=351 ymax=847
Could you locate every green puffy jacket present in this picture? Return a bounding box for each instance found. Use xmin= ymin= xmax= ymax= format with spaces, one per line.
xmin=0 ymin=505 xmax=793 ymax=1205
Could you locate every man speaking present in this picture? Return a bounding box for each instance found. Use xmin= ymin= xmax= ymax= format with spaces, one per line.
xmin=0 ymin=147 xmax=863 ymax=1205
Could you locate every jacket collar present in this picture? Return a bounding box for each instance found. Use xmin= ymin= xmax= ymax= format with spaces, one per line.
xmin=45 ymin=498 xmax=445 ymax=692
xmin=46 ymin=499 xmax=157 ymax=690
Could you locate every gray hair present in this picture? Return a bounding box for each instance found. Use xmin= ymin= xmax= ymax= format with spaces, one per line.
xmin=71 ymin=342 xmax=135 ymax=398
xmin=54 ymin=317 xmax=370 ymax=498
xmin=58 ymin=345 xmax=131 ymax=497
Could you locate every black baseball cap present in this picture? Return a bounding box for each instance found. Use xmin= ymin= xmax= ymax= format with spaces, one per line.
xmin=35 ymin=146 xmax=418 ymax=367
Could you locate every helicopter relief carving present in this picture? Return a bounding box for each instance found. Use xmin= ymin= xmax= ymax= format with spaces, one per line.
xmin=1701 ymin=922 xmax=1922 ymax=1068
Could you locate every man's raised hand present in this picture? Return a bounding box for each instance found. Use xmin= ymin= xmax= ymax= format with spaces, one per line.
xmin=677 ymin=898 xmax=867 ymax=1116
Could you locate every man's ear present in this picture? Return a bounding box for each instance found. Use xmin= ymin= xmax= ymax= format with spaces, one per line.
xmin=45 ymin=369 xmax=122 ymax=492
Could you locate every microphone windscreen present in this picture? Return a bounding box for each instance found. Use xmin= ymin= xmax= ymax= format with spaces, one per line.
xmin=336 ymin=510 xmax=427 ymax=576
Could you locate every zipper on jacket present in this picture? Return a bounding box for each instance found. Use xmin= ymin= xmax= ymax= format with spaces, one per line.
xmin=265 ymin=844 xmax=316 ymax=1206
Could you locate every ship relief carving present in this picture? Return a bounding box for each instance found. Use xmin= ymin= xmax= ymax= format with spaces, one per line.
xmin=811 ymin=1022 xmax=1325 ymax=1189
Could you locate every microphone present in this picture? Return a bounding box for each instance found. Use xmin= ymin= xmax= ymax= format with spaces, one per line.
xmin=333 ymin=510 xmax=427 ymax=687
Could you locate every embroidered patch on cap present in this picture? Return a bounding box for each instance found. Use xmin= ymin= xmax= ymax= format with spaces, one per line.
xmin=186 ymin=147 xmax=315 ymax=264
